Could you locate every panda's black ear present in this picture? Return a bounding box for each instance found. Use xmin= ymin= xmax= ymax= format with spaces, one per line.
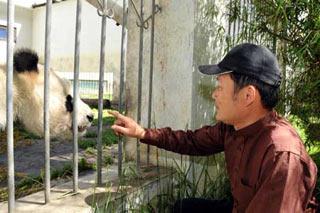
xmin=13 ymin=48 xmax=39 ymax=73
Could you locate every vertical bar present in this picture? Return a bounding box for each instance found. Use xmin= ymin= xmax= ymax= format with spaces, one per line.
xmin=97 ymin=0 xmax=107 ymax=185
xmin=44 ymin=0 xmax=52 ymax=203
xmin=227 ymin=0 xmax=232 ymax=50
xmin=118 ymin=0 xmax=128 ymax=178
xmin=237 ymin=0 xmax=242 ymax=42
xmin=248 ymin=0 xmax=253 ymax=42
xmin=244 ymin=0 xmax=248 ymax=42
xmin=232 ymin=0 xmax=236 ymax=45
xmin=6 ymin=0 xmax=15 ymax=212
xmin=146 ymin=0 xmax=156 ymax=166
xmin=136 ymin=0 xmax=144 ymax=174
xmin=73 ymin=0 xmax=82 ymax=192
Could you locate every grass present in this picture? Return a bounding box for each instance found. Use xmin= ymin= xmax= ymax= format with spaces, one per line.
xmin=80 ymin=129 xmax=117 ymax=149
xmin=102 ymin=129 xmax=118 ymax=146
xmin=0 ymin=123 xmax=41 ymax=154
xmin=92 ymin=116 xmax=116 ymax=127
xmin=85 ymin=147 xmax=96 ymax=155
xmin=91 ymin=108 xmax=116 ymax=126
xmin=85 ymin=131 xmax=98 ymax=138
xmin=15 ymin=123 xmax=42 ymax=140
xmin=79 ymin=138 xmax=97 ymax=149
xmin=104 ymin=156 xmax=114 ymax=165
xmin=80 ymin=93 xmax=113 ymax=100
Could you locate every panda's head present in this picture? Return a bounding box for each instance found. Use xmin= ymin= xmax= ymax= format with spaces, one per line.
xmin=13 ymin=48 xmax=94 ymax=139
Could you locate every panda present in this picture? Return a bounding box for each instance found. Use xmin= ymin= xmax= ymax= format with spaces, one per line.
xmin=0 ymin=48 xmax=94 ymax=139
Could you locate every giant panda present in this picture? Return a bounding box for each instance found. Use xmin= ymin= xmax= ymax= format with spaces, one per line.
xmin=0 ymin=48 xmax=94 ymax=139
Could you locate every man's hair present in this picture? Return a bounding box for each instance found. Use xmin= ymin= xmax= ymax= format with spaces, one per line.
xmin=229 ymin=73 xmax=280 ymax=110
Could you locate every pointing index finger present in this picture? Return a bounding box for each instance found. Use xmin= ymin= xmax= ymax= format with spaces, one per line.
xmin=108 ymin=110 xmax=127 ymax=121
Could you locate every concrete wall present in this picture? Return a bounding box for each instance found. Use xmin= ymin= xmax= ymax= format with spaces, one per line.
xmin=192 ymin=0 xmax=229 ymax=129
xmin=191 ymin=0 xmax=230 ymax=190
xmin=123 ymin=0 xmax=230 ymax=184
xmin=124 ymin=0 xmax=196 ymax=165
xmin=0 ymin=2 xmax=33 ymax=63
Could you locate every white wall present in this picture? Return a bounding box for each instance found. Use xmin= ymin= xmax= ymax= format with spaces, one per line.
xmin=0 ymin=2 xmax=33 ymax=63
xmin=31 ymin=0 xmax=122 ymax=100
xmin=32 ymin=0 xmax=121 ymax=71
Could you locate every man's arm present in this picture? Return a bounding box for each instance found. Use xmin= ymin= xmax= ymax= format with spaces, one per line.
xmin=246 ymin=149 xmax=317 ymax=212
xmin=109 ymin=111 xmax=226 ymax=156
xmin=139 ymin=124 xmax=226 ymax=156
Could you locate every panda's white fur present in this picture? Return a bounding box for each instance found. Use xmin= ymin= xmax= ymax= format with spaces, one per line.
xmin=0 ymin=49 xmax=93 ymax=139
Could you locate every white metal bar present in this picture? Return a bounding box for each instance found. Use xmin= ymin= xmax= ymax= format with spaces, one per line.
xmin=118 ymin=0 xmax=128 ymax=178
xmin=44 ymin=0 xmax=52 ymax=203
xmin=73 ymin=0 xmax=82 ymax=192
xmin=6 ymin=0 xmax=15 ymax=212
xmin=136 ymin=0 xmax=144 ymax=175
xmin=97 ymin=0 xmax=107 ymax=185
xmin=147 ymin=0 xmax=156 ymax=166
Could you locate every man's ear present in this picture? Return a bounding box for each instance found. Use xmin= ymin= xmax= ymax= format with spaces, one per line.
xmin=244 ymin=85 xmax=256 ymax=106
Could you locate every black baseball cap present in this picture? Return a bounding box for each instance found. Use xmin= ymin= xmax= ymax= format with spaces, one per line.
xmin=198 ymin=43 xmax=281 ymax=87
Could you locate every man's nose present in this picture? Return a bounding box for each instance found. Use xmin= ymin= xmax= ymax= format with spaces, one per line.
xmin=87 ymin=114 xmax=94 ymax=122
xmin=212 ymin=90 xmax=217 ymax=100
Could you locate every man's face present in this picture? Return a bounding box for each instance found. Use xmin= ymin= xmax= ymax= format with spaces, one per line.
xmin=212 ymin=73 xmax=242 ymax=125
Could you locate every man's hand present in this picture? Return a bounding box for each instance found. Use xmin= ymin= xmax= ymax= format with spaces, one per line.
xmin=109 ymin=111 xmax=146 ymax=139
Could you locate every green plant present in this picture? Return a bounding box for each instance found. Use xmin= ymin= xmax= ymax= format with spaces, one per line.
xmin=173 ymin=157 xmax=231 ymax=200
xmin=15 ymin=121 xmax=41 ymax=140
xmin=91 ymin=109 xmax=116 ymax=126
xmin=104 ymin=156 xmax=114 ymax=165
xmin=81 ymin=130 xmax=117 ymax=148
xmin=51 ymin=164 xmax=73 ymax=180
xmin=16 ymin=175 xmax=43 ymax=191
xmin=122 ymin=162 xmax=140 ymax=181
xmin=311 ymin=151 xmax=320 ymax=202
xmin=102 ymin=129 xmax=118 ymax=146
xmin=79 ymin=138 xmax=97 ymax=149
xmin=85 ymin=147 xmax=96 ymax=155
xmin=143 ymin=157 xmax=231 ymax=212
xmin=85 ymin=131 xmax=98 ymax=138
xmin=79 ymin=157 xmax=95 ymax=171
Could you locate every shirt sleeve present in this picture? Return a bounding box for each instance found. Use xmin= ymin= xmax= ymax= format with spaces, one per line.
xmin=246 ymin=150 xmax=317 ymax=213
xmin=140 ymin=122 xmax=227 ymax=156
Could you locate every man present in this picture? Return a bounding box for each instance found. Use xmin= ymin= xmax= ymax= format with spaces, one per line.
xmin=110 ymin=43 xmax=318 ymax=212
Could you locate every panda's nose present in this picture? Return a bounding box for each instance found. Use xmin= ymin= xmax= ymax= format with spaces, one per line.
xmin=87 ymin=115 xmax=94 ymax=122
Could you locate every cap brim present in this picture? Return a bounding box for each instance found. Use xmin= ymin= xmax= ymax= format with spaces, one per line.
xmin=198 ymin=64 xmax=232 ymax=76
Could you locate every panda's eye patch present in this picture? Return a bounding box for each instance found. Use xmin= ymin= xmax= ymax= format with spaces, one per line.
xmin=65 ymin=95 xmax=73 ymax=112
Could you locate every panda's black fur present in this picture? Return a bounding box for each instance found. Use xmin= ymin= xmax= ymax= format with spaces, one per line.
xmin=65 ymin=95 xmax=73 ymax=113
xmin=13 ymin=48 xmax=39 ymax=72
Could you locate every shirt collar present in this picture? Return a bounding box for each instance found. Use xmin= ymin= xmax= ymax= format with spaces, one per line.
xmin=231 ymin=111 xmax=278 ymax=137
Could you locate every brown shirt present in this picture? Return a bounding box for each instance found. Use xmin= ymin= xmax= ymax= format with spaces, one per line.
xmin=140 ymin=111 xmax=318 ymax=212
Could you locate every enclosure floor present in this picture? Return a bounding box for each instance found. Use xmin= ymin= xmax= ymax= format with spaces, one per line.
xmin=0 ymin=163 xmax=170 ymax=213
